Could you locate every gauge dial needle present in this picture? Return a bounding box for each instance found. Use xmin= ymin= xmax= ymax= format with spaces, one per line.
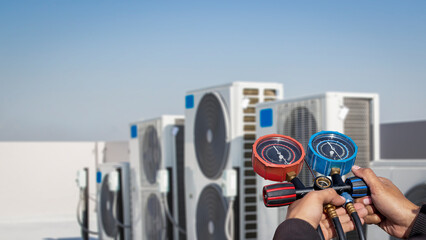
xmin=327 ymin=142 xmax=343 ymax=160
xmin=273 ymin=146 xmax=287 ymax=163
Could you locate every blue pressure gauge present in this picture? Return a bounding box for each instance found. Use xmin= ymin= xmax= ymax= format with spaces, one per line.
xmin=307 ymin=131 xmax=358 ymax=176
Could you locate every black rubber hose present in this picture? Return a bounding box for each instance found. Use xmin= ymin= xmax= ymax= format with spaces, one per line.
xmin=351 ymin=212 xmax=366 ymax=240
xmin=317 ymin=225 xmax=325 ymax=240
xmin=332 ymin=217 xmax=347 ymax=240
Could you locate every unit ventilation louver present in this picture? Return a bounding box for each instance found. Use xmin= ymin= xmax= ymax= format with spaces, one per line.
xmin=343 ymin=98 xmax=371 ymax=170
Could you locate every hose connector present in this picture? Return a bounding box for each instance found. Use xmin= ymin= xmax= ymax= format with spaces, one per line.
xmin=324 ymin=204 xmax=338 ymax=219
xmin=341 ymin=192 xmax=356 ymax=214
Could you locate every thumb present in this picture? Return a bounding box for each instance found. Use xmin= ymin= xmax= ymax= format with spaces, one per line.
xmin=316 ymin=188 xmax=346 ymax=206
xmin=351 ymin=165 xmax=383 ymax=193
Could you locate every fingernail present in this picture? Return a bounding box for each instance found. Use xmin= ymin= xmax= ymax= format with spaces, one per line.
xmin=363 ymin=197 xmax=372 ymax=205
xmin=352 ymin=165 xmax=361 ymax=171
xmin=340 ymin=196 xmax=346 ymax=202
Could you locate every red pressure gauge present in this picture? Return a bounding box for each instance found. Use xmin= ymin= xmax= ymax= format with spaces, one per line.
xmin=252 ymin=134 xmax=305 ymax=182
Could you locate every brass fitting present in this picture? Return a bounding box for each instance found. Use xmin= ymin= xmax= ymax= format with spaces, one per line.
xmin=345 ymin=202 xmax=357 ymax=215
xmin=324 ymin=204 xmax=338 ymax=219
xmin=330 ymin=168 xmax=341 ymax=176
xmin=286 ymin=171 xmax=297 ymax=182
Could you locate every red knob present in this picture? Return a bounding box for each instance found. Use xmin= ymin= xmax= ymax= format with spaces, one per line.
xmin=263 ymin=182 xmax=297 ymax=207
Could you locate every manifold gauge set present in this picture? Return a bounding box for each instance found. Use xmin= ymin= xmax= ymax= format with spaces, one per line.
xmin=252 ymin=131 xmax=370 ymax=240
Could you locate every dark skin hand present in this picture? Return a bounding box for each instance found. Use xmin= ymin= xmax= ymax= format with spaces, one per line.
xmin=286 ymin=188 xmax=369 ymax=240
xmin=352 ymin=165 xmax=420 ymax=239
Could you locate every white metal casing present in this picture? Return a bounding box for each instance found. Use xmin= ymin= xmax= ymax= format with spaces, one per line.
xmin=129 ymin=115 xmax=185 ymax=240
xmin=367 ymin=159 xmax=426 ymax=239
xmin=185 ymin=82 xmax=283 ymax=240
xmin=97 ymin=162 xmax=132 ymax=240
xmin=255 ymin=92 xmax=380 ymax=240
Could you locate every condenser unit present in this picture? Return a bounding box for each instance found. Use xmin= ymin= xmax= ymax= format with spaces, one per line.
xmin=97 ymin=162 xmax=132 ymax=240
xmin=368 ymin=159 xmax=426 ymax=239
xmin=255 ymin=92 xmax=380 ymax=240
xmin=184 ymin=82 xmax=283 ymax=240
xmin=129 ymin=115 xmax=185 ymax=240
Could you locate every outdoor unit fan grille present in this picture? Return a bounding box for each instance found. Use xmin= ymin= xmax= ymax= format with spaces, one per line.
xmin=141 ymin=125 xmax=162 ymax=185
xmin=144 ymin=193 xmax=166 ymax=240
xmin=194 ymin=93 xmax=229 ymax=180
xmin=196 ymin=184 xmax=228 ymax=240
xmin=100 ymin=173 xmax=124 ymax=239
xmin=243 ymin=88 xmax=278 ymax=239
xmin=278 ymin=99 xmax=322 ymax=187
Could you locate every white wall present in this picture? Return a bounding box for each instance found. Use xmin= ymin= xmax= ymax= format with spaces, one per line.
xmin=0 ymin=142 xmax=103 ymax=239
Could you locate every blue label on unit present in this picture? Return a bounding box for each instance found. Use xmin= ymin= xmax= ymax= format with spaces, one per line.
xmin=260 ymin=108 xmax=273 ymax=127
xmin=185 ymin=95 xmax=194 ymax=109
xmin=130 ymin=125 xmax=138 ymax=138
xmin=96 ymin=171 xmax=102 ymax=183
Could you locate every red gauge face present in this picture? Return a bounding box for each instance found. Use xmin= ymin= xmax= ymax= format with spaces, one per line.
xmin=256 ymin=137 xmax=303 ymax=165
xmin=252 ymin=134 xmax=305 ymax=182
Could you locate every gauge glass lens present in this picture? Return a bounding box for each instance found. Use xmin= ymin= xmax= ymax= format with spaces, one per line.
xmin=311 ymin=134 xmax=355 ymax=161
xmin=256 ymin=137 xmax=302 ymax=165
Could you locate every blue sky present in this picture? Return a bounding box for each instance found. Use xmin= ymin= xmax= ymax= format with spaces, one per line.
xmin=1 ymin=1 xmax=425 ymax=141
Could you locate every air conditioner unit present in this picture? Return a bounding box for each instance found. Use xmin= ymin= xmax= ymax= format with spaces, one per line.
xmin=129 ymin=115 xmax=185 ymax=240
xmin=368 ymin=159 xmax=426 ymax=240
xmin=255 ymin=92 xmax=380 ymax=240
xmin=184 ymin=82 xmax=283 ymax=240
xmin=97 ymin=162 xmax=132 ymax=240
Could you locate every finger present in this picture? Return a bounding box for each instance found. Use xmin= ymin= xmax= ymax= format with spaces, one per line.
xmin=319 ymin=220 xmax=335 ymax=240
xmin=320 ymin=217 xmax=332 ymax=229
xmin=364 ymin=214 xmax=382 ymax=224
xmin=323 ymin=202 xmax=367 ymax=222
xmin=354 ymin=203 xmax=368 ymax=218
xmin=321 ymin=216 xmax=362 ymax=240
xmin=334 ymin=206 xmax=349 ymax=217
xmin=316 ymin=188 xmax=346 ymax=206
xmin=354 ymin=196 xmax=370 ymax=204
xmin=338 ymin=213 xmax=353 ymax=224
xmin=324 ymin=226 xmax=335 ymax=240
xmin=365 ymin=204 xmax=379 ymax=215
xmin=351 ymin=166 xmax=383 ymax=193
xmin=341 ymin=220 xmax=356 ymax=233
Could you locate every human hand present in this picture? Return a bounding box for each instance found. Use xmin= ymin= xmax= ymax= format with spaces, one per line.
xmin=319 ymin=203 xmax=368 ymax=240
xmin=352 ymin=166 xmax=420 ymax=239
xmin=286 ymin=188 xmax=346 ymax=232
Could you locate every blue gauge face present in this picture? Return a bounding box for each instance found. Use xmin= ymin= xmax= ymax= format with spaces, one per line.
xmin=256 ymin=137 xmax=303 ymax=165
xmin=311 ymin=134 xmax=355 ymax=161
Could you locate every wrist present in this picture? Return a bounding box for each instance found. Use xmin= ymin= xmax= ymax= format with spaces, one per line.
xmin=403 ymin=204 xmax=422 ymax=239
